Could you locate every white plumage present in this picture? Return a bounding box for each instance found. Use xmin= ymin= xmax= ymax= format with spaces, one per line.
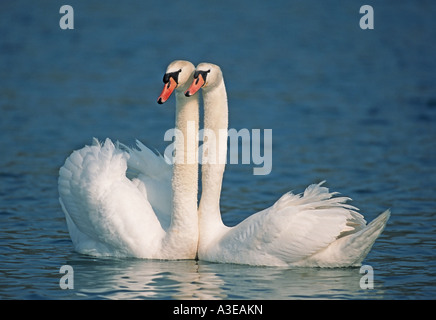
xmin=188 ymin=62 xmax=390 ymax=267
xmin=201 ymin=181 xmax=390 ymax=267
xmin=58 ymin=60 xmax=390 ymax=267
xmin=58 ymin=60 xmax=200 ymax=259
xmin=59 ymin=138 xmax=169 ymax=258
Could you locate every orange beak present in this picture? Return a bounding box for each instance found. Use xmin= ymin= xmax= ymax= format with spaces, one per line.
xmin=185 ymin=74 xmax=205 ymax=97
xmin=157 ymin=77 xmax=177 ymax=104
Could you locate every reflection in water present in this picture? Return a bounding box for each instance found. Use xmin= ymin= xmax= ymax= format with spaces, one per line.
xmin=64 ymin=255 xmax=385 ymax=299
xmin=68 ymin=257 xmax=224 ymax=299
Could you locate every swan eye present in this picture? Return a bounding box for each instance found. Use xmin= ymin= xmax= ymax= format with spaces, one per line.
xmin=163 ymin=69 xmax=182 ymax=85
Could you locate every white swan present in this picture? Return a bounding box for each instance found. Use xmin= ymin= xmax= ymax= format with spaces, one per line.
xmin=58 ymin=60 xmax=199 ymax=259
xmin=185 ymin=62 xmax=390 ymax=267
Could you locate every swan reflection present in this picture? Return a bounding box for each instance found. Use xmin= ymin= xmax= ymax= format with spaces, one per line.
xmin=65 ymin=255 xmax=385 ymax=299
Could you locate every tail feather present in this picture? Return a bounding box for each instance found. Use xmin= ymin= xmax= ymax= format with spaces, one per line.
xmin=347 ymin=209 xmax=391 ymax=264
xmin=299 ymin=209 xmax=390 ymax=267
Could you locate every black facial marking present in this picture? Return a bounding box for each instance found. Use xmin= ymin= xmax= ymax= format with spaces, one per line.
xmin=193 ymin=69 xmax=211 ymax=84
xmin=163 ymin=69 xmax=182 ymax=85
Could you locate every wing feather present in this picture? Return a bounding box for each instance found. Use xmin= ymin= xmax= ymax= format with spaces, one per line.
xmin=216 ymin=182 xmax=367 ymax=265
xmin=119 ymin=140 xmax=173 ymax=229
xmin=58 ymin=138 xmax=165 ymax=258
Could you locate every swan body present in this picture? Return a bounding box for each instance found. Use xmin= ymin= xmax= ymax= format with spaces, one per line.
xmin=186 ymin=63 xmax=390 ymax=267
xmin=58 ymin=60 xmax=200 ymax=259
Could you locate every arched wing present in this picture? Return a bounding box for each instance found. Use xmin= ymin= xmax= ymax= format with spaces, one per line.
xmin=58 ymin=138 xmax=165 ymax=258
xmin=121 ymin=140 xmax=173 ymax=230
xmin=215 ymin=182 xmax=366 ymax=266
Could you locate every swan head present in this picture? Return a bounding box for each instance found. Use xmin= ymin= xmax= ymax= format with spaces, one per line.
xmin=157 ymin=60 xmax=195 ymax=104
xmin=185 ymin=63 xmax=223 ymax=97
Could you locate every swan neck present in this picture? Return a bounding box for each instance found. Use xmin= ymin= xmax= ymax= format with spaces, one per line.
xmin=165 ymin=91 xmax=199 ymax=254
xmin=199 ymin=79 xmax=228 ymax=230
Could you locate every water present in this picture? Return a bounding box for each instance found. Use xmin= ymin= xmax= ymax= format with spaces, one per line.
xmin=1 ymin=0 xmax=435 ymax=300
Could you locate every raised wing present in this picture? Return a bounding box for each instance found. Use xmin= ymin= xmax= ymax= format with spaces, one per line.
xmin=58 ymin=138 xmax=165 ymax=258
xmin=214 ymin=182 xmax=366 ymax=266
xmin=121 ymin=139 xmax=172 ymax=230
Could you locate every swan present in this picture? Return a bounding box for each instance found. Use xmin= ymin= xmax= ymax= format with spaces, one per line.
xmin=58 ymin=60 xmax=199 ymax=259
xmin=185 ymin=62 xmax=390 ymax=267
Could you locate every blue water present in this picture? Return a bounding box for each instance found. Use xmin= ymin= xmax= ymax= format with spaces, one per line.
xmin=1 ymin=0 xmax=435 ymax=299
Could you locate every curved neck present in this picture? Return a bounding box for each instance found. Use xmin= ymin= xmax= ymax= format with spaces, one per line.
xmin=165 ymin=90 xmax=199 ymax=255
xmin=199 ymin=80 xmax=228 ymax=231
